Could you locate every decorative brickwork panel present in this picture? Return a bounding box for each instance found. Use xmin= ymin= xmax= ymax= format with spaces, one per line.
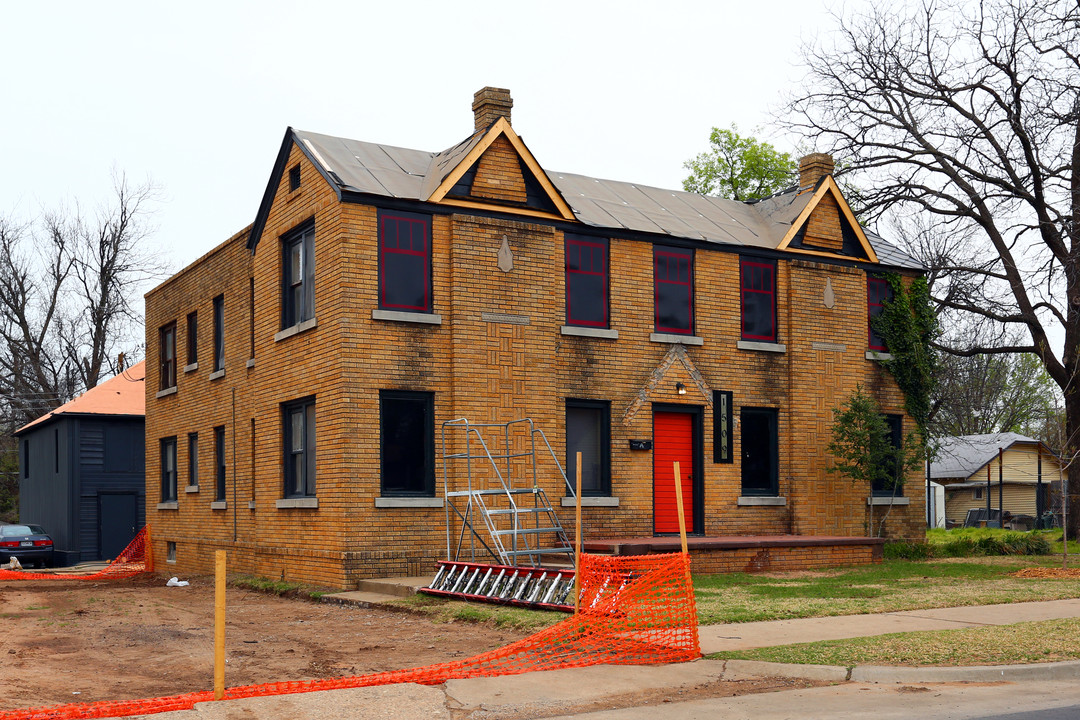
xmin=803 ymin=193 xmax=844 ymax=251
xmin=471 ymin=136 xmax=527 ymax=204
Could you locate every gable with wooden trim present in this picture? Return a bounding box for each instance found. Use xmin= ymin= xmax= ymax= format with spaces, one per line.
xmin=779 ymin=176 xmax=879 ymax=264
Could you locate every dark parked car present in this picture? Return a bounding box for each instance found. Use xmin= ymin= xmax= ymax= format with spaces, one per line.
xmin=0 ymin=523 xmax=54 ymax=568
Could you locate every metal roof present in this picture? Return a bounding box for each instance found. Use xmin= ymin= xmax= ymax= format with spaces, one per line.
xmin=292 ymin=128 xmax=923 ymax=270
xmin=930 ymin=433 xmax=1042 ymax=480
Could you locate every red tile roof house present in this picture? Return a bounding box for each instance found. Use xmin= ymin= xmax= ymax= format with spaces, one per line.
xmin=144 ymin=88 xmax=925 ymax=589
xmin=15 ymin=361 xmax=146 ymax=566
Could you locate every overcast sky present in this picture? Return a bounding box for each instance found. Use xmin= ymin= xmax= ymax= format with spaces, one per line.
xmin=4 ymin=0 xmax=863 ymax=274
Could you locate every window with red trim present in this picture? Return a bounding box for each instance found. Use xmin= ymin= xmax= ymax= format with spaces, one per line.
xmin=379 ymin=211 xmax=431 ymax=312
xmin=867 ymin=276 xmax=892 ymax=351
xmin=654 ymin=246 xmax=693 ymax=334
xmin=740 ymin=258 xmax=776 ymax=342
xmin=566 ymin=235 xmax=609 ymax=327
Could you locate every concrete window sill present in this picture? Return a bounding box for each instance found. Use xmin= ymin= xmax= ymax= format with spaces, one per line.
xmin=184 ymin=485 xmax=199 ymax=494
xmin=276 ymin=497 xmax=318 ymax=509
xmin=210 ymin=501 xmax=227 ymax=510
xmin=246 ymin=358 xmax=255 ymax=368
xmin=156 ymin=501 xmax=178 ymax=510
xmin=561 ymin=496 xmax=620 ymax=507
xmin=650 ymin=333 xmax=703 ymax=346
xmin=155 ymin=387 xmax=177 ymax=399
xmin=737 ymin=340 xmax=787 ymax=354
xmin=209 ymin=369 xmax=225 ymax=381
xmin=561 ymin=326 xmax=619 ymax=340
xmin=375 ymin=497 xmax=444 ymax=508
xmin=868 ymin=496 xmax=909 ymax=506
xmin=183 ymin=362 xmax=198 ymax=373
xmin=866 ymin=350 xmax=895 ymax=361
xmin=274 ymin=317 xmax=318 ymax=342
xmin=737 ymin=496 xmax=787 ymax=506
xmin=372 ymin=309 xmax=442 ymax=325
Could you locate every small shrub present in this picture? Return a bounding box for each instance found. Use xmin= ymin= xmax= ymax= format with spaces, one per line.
xmin=927 ymin=529 xmax=1052 ymax=557
xmin=883 ymin=541 xmax=934 ymax=560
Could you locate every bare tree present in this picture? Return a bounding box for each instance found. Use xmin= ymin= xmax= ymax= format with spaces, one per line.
xmin=787 ymin=0 xmax=1080 ymax=535
xmin=0 ymin=175 xmax=165 ymax=432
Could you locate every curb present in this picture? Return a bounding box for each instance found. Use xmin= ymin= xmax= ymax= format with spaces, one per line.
xmin=722 ymin=658 xmax=1080 ymax=684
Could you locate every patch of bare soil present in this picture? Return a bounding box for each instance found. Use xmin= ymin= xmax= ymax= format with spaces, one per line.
xmin=1012 ymin=567 xmax=1080 ymax=578
xmin=0 ymin=574 xmax=524 ymax=711
xmin=1 ymin=574 xmax=823 ymax=715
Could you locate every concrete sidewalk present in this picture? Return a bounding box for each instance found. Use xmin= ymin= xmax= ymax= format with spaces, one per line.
xmin=108 ymin=596 xmax=1080 ymax=719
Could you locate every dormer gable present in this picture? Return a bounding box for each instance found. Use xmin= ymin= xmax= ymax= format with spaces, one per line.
xmin=425 ymin=115 xmax=574 ymax=220
xmin=778 ymin=162 xmax=879 ymax=264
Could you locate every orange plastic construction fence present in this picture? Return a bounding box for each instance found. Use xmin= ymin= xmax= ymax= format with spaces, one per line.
xmin=0 ymin=526 xmax=152 ymax=582
xmin=0 ymin=551 xmax=698 ymax=720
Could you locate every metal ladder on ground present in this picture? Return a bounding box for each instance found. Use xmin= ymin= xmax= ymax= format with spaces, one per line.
xmin=439 ymin=418 xmax=576 ymax=569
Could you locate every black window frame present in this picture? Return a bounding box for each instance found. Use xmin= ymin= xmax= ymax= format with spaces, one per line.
xmin=379 ymin=390 xmax=435 ymax=497
xmin=565 ymin=234 xmax=610 ymax=328
xmin=653 ymin=245 xmax=694 ymax=335
xmin=740 ymin=257 xmax=777 ymax=342
xmin=160 ymin=436 xmax=178 ymax=502
xmin=740 ymin=406 xmax=779 ymax=496
xmin=214 ymin=425 xmax=226 ymax=502
xmin=867 ymin=275 xmax=892 ymax=352
xmin=187 ymin=432 xmax=198 ymax=489
xmin=212 ymin=294 xmax=224 ymax=372
xmin=378 ymin=210 xmax=432 ymax=313
xmin=873 ymin=414 xmax=905 ymax=497
xmin=283 ymin=396 xmax=317 ymax=498
xmin=565 ymin=399 xmax=612 ymax=497
xmin=159 ymin=322 xmax=177 ymax=390
xmin=288 ymin=164 xmax=301 ymax=192
xmin=186 ymin=311 xmax=198 ymax=366
xmin=281 ymin=221 xmax=315 ymax=329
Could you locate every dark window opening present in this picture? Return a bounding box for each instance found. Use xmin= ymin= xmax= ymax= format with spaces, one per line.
xmin=186 ymin=312 xmax=198 ymax=366
xmin=187 ymin=432 xmax=198 ymax=488
xmin=248 ymin=277 xmax=255 ymax=359
xmin=378 ymin=211 xmax=431 ymax=312
xmin=380 ymin=390 xmax=434 ymax=496
xmin=874 ymin=414 xmax=905 ymax=497
xmin=741 ymin=258 xmax=776 ymax=342
xmin=288 ymin=164 xmax=301 ymax=192
xmin=212 ymin=295 xmax=224 ymax=372
xmin=283 ymin=397 xmax=316 ymax=498
xmin=214 ymin=425 xmax=226 ymax=501
xmin=566 ymin=399 xmax=611 ymax=496
xmin=654 ymin=246 xmax=693 ymax=334
xmin=161 ymin=437 xmax=177 ymax=502
xmin=22 ymin=440 xmax=29 ymax=478
xmin=159 ymin=322 xmax=177 ymax=390
xmin=740 ymin=407 xmax=779 ymax=496
xmin=565 ymin=235 xmax=609 ymax=328
xmin=282 ymin=222 xmax=315 ymax=328
xmin=867 ymin=276 xmax=892 ymax=351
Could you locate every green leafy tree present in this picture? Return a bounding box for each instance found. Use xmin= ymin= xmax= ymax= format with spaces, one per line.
xmin=682 ymin=125 xmax=796 ymax=201
xmin=828 ymin=385 xmax=924 ymax=537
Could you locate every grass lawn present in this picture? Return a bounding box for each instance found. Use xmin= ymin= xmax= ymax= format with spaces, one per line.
xmin=709 ymin=617 xmax=1080 ymax=667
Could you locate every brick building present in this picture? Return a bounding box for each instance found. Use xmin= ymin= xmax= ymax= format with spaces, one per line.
xmin=145 ymin=88 xmax=924 ymax=588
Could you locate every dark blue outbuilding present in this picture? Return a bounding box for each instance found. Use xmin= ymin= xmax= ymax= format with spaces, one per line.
xmin=14 ymin=362 xmax=146 ymax=566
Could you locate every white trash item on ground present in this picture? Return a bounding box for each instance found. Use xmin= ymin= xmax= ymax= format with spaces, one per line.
xmin=166 ymin=577 xmax=190 ymax=587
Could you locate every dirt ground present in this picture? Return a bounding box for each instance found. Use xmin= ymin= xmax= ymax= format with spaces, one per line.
xmin=1 ymin=573 xmax=812 ymax=714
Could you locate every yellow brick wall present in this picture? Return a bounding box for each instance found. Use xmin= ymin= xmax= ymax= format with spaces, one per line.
xmin=804 ymin=194 xmax=844 ymax=251
xmin=145 ymin=139 xmax=926 ymax=589
xmin=471 ymin=136 xmax=527 ymax=204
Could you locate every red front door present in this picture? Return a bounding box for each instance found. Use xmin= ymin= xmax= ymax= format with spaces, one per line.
xmin=654 ymin=411 xmax=695 ymax=534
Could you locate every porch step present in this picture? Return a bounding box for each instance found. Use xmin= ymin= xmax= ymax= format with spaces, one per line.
xmin=352 ymin=576 xmax=431 ymax=598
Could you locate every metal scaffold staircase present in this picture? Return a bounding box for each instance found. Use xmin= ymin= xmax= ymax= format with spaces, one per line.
xmin=421 ymin=418 xmax=578 ymax=610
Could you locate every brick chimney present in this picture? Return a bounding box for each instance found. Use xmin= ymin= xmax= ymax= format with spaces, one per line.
xmin=473 ymin=87 xmax=513 ymax=131
xmin=799 ymin=153 xmax=835 ymax=190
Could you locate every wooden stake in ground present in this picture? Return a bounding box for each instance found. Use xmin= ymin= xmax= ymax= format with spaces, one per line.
xmin=673 ymin=461 xmax=688 ymax=555
xmin=574 ymin=451 xmax=582 ymax=615
xmin=214 ymin=550 xmax=226 ymax=701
